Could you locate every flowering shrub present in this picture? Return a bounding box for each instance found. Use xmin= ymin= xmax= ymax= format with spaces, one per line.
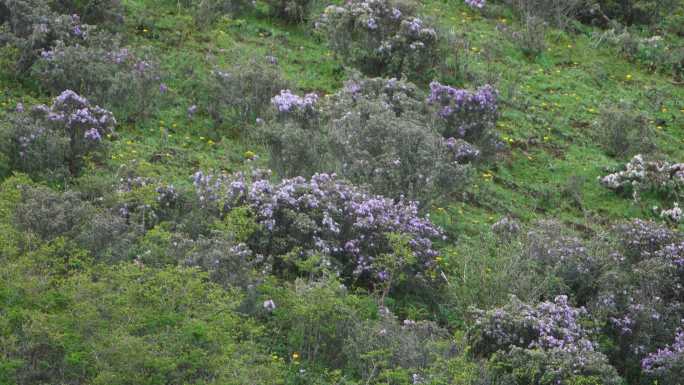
xmin=1 ymin=90 xmax=115 ymax=179
xmin=261 ymin=78 xmax=474 ymax=206
xmin=491 ymin=216 xmax=521 ymax=241
xmin=33 ymin=37 xmax=164 ymax=120
xmin=599 ymin=154 xmax=684 ymax=201
xmin=208 ymin=57 xmax=290 ymax=127
xmin=641 ymin=327 xmax=684 ymax=382
xmin=0 ymin=3 xmax=88 ymax=72
xmin=318 ymin=0 xmax=439 ymax=78
xmin=427 ymin=81 xmax=497 ymax=137
xmin=485 ymin=346 xmax=623 ymax=385
xmin=427 ymin=81 xmax=500 ymax=156
xmin=191 ymin=170 xmax=445 ymax=288
xmin=469 ymin=295 xmax=596 ymax=357
xmin=586 ymin=219 xmax=684 ymax=381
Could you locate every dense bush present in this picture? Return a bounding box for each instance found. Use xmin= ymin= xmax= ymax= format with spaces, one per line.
xmin=588 ymin=0 xmax=681 ymax=25
xmin=0 ymin=90 xmax=116 ymax=180
xmin=427 ymin=81 xmax=500 ymax=156
xmin=318 ymin=0 xmax=439 ymax=78
xmin=0 ymin=263 xmax=284 ymax=384
xmin=265 ymin=0 xmax=314 ymax=23
xmin=261 ymin=77 xmax=496 ymax=205
xmin=641 ymin=327 xmax=684 ymax=383
xmin=469 ymin=295 xmax=623 ymax=385
xmin=192 ymin=170 xmax=445 ymax=289
xmin=0 ymin=2 xmax=87 ymax=72
xmin=48 ymin=0 xmax=125 ymax=26
xmin=208 ymin=56 xmax=290 ymax=127
xmin=33 ymin=39 xmax=164 ymax=120
xmin=594 ymin=101 xmax=655 ymax=158
xmin=499 ymin=0 xmax=582 ymax=30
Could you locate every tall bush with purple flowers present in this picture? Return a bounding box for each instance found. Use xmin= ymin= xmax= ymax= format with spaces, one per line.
xmin=318 ymin=0 xmax=439 ymax=78
xmin=469 ymin=295 xmax=623 ymax=385
xmin=0 ymin=3 xmax=89 ymax=72
xmin=260 ymin=77 xmax=475 ymax=206
xmin=641 ymin=327 xmax=684 ymax=382
xmin=427 ymin=81 xmax=500 ymax=156
xmin=33 ymin=36 xmax=164 ymax=120
xmin=0 ymin=90 xmax=115 ymax=179
xmin=191 ymin=170 xmax=445 ymax=289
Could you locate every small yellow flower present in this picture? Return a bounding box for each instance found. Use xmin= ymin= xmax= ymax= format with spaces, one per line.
xmin=207 ymin=139 xmax=215 ymax=145
xmin=244 ymin=150 xmax=256 ymax=159
xmin=626 ymin=74 xmax=632 ymax=80
xmin=662 ymin=108 xmax=668 ymax=113
xmin=292 ymin=352 xmax=300 ymax=360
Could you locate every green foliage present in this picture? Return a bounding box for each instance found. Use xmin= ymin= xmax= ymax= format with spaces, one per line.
xmin=0 ymin=262 xmax=285 ymax=384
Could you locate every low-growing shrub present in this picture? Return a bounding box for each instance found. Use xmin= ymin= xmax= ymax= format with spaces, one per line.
xmin=0 ymin=90 xmax=116 ymax=180
xmin=595 ymin=101 xmax=655 ymax=158
xmin=500 ymin=0 xmax=582 ymax=30
xmin=509 ymin=15 xmax=547 ymax=58
xmin=191 ymin=170 xmax=445 ymax=290
xmin=318 ymin=0 xmax=439 ymax=79
xmin=599 ymin=154 xmax=684 ymax=201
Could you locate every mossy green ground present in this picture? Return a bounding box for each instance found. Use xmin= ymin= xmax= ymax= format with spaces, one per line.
xmin=1 ymin=0 xmax=682 ymax=238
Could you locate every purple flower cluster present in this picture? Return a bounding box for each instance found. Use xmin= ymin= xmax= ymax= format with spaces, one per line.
xmin=471 ymin=295 xmax=595 ymax=356
xmin=23 ymin=91 xmax=115 ymax=162
xmin=428 ymin=82 xmax=498 ymax=117
xmin=428 ymin=81 xmax=498 ymax=141
xmin=642 ymin=328 xmax=684 ymax=376
xmin=446 ymin=137 xmax=480 ymax=163
xmin=192 ymin=170 xmax=444 ymax=285
xmin=465 ymin=0 xmax=485 ymax=9
xmin=271 ymin=89 xmax=319 ymax=115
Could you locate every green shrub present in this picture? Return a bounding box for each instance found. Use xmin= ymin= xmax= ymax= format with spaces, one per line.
xmin=594 ymin=101 xmax=655 ymax=158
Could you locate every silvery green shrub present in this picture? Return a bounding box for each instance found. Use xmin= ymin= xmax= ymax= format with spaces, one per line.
xmin=261 ymin=77 xmax=484 ymax=206
xmin=49 ymin=0 xmax=124 ymax=26
xmin=318 ymin=0 xmax=439 ymax=78
xmin=265 ymin=0 xmax=313 ymax=23
xmin=0 ymin=90 xmax=115 ymax=180
xmin=208 ymin=56 xmax=290 ymax=127
xmin=595 ymin=102 xmax=655 ymax=158
xmin=343 ymin=309 xmax=453 ymax=381
xmin=0 ymin=2 xmax=87 ymax=72
xmin=33 ymin=38 xmax=164 ymax=120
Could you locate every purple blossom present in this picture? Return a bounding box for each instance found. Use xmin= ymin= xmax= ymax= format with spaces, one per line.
xmin=191 ymin=171 xmax=444 ymax=286
xmin=84 ymin=128 xmax=102 ymax=141
xmin=159 ymin=83 xmax=168 ymax=94
xmin=465 ymin=0 xmax=486 ymax=8
xmin=263 ymin=299 xmax=277 ymax=312
xmin=271 ymin=90 xmax=318 ymax=115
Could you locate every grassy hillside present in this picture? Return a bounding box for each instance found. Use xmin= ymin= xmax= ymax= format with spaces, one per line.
xmin=0 ymin=0 xmax=683 ymax=383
